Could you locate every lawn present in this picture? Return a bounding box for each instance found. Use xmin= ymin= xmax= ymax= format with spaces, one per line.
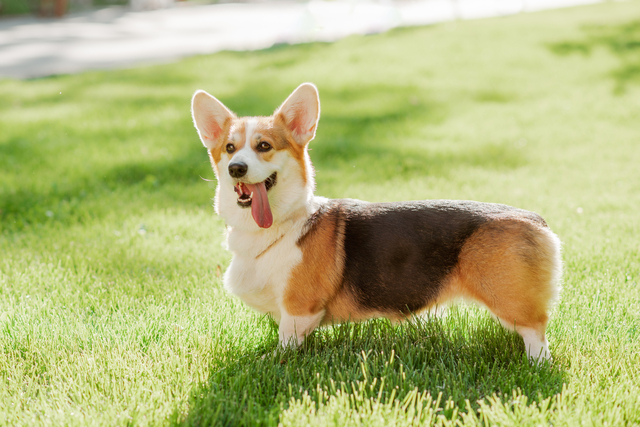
xmin=1 ymin=1 xmax=639 ymax=425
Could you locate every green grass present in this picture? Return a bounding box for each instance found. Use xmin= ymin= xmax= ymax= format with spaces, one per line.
xmin=1 ymin=2 xmax=640 ymax=425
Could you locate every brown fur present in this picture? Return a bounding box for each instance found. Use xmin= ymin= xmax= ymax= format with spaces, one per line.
xmin=438 ymin=219 xmax=556 ymax=332
xmin=323 ymin=291 xmax=379 ymax=324
xmin=283 ymin=210 xmax=346 ymax=317
xmin=282 ymin=206 xmax=400 ymax=325
xmin=274 ymin=113 xmax=309 ymax=184
xmin=207 ymin=116 xmax=233 ymax=164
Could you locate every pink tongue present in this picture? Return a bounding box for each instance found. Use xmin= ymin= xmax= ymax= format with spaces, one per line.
xmin=244 ymin=182 xmax=273 ymax=228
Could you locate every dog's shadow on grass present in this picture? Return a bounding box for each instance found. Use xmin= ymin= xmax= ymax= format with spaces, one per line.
xmin=171 ymin=309 xmax=566 ymax=426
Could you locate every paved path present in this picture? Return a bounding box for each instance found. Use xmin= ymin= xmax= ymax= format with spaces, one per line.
xmin=0 ymin=0 xmax=602 ymax=79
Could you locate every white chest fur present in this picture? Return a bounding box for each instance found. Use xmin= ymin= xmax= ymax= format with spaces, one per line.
xmin=223 ymin=217 xmax=309 ymax=323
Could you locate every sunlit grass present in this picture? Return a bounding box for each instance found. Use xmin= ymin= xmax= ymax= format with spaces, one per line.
xmin=1 ymin=1 xmax=640 ymax=425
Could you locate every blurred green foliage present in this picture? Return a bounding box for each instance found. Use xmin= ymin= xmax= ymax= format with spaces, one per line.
xmin=0 ymin=0 xmax=32 ymax=15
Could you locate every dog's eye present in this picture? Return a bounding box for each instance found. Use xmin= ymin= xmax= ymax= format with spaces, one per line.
xmin=257 ymin=141 xmax=272 ymax=152
xmin=226 ymin=143 xmax=236 ymax=154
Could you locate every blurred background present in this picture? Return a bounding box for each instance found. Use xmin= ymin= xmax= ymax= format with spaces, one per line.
xmin=0 ymin=0 xmax=605 ymax=79
xmin=0 ymin=0 xmax=602 ymax=18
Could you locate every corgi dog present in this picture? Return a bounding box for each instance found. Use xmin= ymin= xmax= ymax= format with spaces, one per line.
xmin=191 ymin=83 xmax=562 ymax=361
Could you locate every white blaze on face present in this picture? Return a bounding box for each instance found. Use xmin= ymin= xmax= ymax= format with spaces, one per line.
xmin=245 ymin=119 xmax=258 ymax=147
xmin=228 ymin=118 xmax=276 ymax=228
xmin=228 ymin=119 xmax=271 ymax=183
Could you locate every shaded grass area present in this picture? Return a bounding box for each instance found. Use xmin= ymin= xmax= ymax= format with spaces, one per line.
xmin=1 ymin=1 xmax=640 ymax=426
xmin=178 ymin=314 xmax=564 ymax=426
xmin=549 ymin=19 xmax=640 ymax=92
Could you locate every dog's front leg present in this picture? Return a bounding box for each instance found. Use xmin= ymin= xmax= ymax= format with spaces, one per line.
xmin=278 ymin=310 xmax=325 ymax=348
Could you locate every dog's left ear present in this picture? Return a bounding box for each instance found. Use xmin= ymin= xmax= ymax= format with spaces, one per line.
xmin=275 ymin=83 xmax=320 ymax=147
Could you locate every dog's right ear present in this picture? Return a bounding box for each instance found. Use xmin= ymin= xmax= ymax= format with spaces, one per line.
xmin=191 ymin=90 xmax=236 ymax=150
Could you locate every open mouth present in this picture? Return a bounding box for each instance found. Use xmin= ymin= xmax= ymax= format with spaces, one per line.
xmin=234 ymin=172 xmax=277 ymax=207
xmin=233 ymin=172 xmax=277 ymax=228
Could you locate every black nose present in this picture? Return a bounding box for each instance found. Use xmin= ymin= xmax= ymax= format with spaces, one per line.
xmin=228 ymin=162 xmax=248 ymax=178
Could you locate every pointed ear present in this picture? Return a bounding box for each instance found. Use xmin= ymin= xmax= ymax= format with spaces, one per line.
xmin=191 ymin=90 xmax=236 ymax=149
xmin=274 ymin=83 xmax=320 ymax=146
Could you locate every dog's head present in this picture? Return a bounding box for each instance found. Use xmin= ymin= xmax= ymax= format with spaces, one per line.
xmin=191 ymin=83 xmax=320 ymax=231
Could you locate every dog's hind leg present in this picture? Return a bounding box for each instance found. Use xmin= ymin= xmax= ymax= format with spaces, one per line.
xmin=515 ymin=324 xmax=551 ymax=361
xmin=495 ymin=316 xmax=551 ymax=361
xmin=451 ymin=220 xmax=562 ymax=362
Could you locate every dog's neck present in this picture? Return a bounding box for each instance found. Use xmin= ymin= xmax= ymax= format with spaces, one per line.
xmin=225 ymin=204 xmax=307 ymax=258
xmin=225 ymin=189 xmax=325 ymax=259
